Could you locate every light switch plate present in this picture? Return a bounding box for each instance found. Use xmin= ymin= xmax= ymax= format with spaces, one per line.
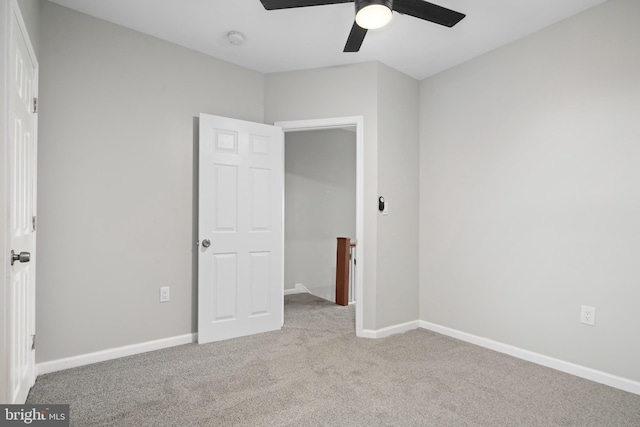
xmin=160 ymin=287 xmax=170 ymax=303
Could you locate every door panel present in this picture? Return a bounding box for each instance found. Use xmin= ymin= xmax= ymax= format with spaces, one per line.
xmin=213 ymin=165 xmax=238 ymax=231
xmin=249 ymin=168 xmax=270 ymax=231
xmin=212 ymin=253 xmax=237 ymax=321
xmin=249 ymin=251 xmax=270 ymax=316
xmin=7 ymin=3 xmax=37 ymax=404
xmin=198 ymin=114 xmax=283 ymax=344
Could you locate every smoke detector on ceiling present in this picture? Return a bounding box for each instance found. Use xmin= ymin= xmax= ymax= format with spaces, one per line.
xmin=227 ymin=31 xmax=246 ymax=46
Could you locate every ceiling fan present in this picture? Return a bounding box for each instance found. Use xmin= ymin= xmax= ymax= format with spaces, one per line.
xmin=259 ymin=0 xmax=466 ymax=52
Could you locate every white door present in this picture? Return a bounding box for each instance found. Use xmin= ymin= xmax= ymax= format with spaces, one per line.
xmin=198 ymin=114 xmax=283 ymax=344
xmin=7 ymin=2 xmax=38 ymax=404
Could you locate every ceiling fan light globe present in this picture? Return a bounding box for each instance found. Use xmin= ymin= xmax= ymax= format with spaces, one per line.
xmin=355 ymin=1 xmax=393 ymax=30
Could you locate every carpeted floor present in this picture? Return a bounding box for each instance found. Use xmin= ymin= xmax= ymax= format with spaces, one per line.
xmin=27 ymin=293 xmax=640 ymax=426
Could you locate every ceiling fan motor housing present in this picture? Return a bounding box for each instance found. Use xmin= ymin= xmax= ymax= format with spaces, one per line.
xmin=355 ymin=0 xmax=393 ymax=9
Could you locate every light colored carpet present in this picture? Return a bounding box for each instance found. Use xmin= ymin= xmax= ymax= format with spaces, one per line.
xmin=28 ymin=294 xmax=640 ymax=426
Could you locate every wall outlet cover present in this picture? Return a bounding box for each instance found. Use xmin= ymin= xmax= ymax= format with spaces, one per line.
xmin=580 ymin=305 xmax=596 ymax=326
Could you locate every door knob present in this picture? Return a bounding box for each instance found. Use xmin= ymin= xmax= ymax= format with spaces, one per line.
xmin=11 ymin=250 xmax=30 ymax=266
xmin=202 ymin=239 xmax=211 ymax=248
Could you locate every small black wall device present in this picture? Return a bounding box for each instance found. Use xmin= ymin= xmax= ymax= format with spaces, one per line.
xmin=378 ymin=196 xmax=385 ymax=212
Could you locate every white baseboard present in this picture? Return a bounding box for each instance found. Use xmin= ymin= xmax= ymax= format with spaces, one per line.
xmin=361 ymin=320 xmax=421 ymax=339
xmin=284 ymin=283 xmax=311 ymax=295
xmin=37 ymin=318 xmax=638 ymax=396
xmin=420 ymin=321 xmax=640 ymax=396
xmin=37 ymin=333 xmax=196 ymax=375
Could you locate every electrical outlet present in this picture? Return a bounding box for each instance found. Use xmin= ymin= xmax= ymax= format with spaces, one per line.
xmin=580 ymin=305 xmax=596 ymax=326
xmin=160 ymin=287 xmax=170 ymax=303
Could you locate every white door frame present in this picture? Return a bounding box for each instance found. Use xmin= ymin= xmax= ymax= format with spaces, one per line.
xmin=3 ymin=0 xmax=38 ymax=404
xmin=275 ymin=116 xmax=364 ymax=337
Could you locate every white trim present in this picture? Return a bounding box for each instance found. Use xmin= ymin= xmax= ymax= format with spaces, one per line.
xmin=275 ymin=116 xmax=361 ymax=133
xmin=37 ymin=333 xmax=196 ymax=375
xmin=361 ymin=320 xmax=421 ymax=339
xmin=275 ymin=116 xmax=365 ymax=339
xmin=284 ymin=283 xmax=311 ymax=295
xmin=420 ymin=321 xmax=640 ymax=396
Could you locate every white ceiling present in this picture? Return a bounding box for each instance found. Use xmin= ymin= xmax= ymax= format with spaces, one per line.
xmin=47 ymin=0 xmax=607 ymax=80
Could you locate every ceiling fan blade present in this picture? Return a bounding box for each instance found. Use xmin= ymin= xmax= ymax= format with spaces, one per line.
xmin=393 ymin=0 xmax=465 ymax=27
xmin=344 ymin=21 xmax=367 ymax=52
xmin=260 ymin=0 xmax=352 ymax=10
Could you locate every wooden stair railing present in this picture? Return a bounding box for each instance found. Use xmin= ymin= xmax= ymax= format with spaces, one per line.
xmin=335 ymin=237 xmax=356 ymax=306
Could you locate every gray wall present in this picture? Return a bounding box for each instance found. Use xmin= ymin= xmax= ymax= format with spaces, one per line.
xmin=284 ymin=129 xmax=356 ymax=301
xmin=419 ymin=0 xmax=640 ymax=381
xmin=265 ymin=63 xmax=379 ymax=329
xmin=37 ymin=2 xmax=264 ymax=362
xmin=266 ymin=63 xmax=420 ymax=330
xmin=376 ymin=63 xmax=420 ymax=327
xmin=1 ymin=0 xmax=41 ymax=403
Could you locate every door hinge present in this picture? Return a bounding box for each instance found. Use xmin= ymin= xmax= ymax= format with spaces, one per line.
xmin=31 ymin=334 xmax=36 ymax=351
xmin=33 ymin=97 xmax=38 ymax=114
xmin=32 ymin=216 xmax=37 ymax=232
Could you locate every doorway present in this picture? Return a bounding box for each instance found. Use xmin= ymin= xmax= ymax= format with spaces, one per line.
xmin=276 ymin=117 xmax=364 ymax=337
xmin=284 ymin=128 xmax=355 ymax=303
